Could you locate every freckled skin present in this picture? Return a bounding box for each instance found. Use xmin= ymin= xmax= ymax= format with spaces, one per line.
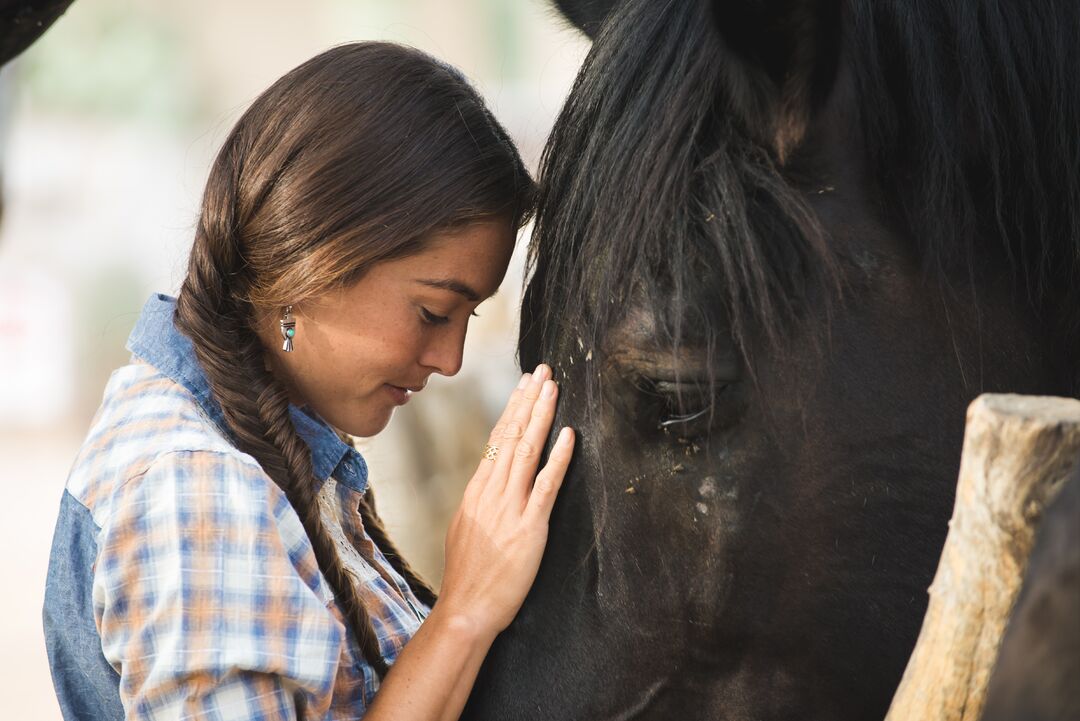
xmin=256 ymin=221 xmax=514 ymax=438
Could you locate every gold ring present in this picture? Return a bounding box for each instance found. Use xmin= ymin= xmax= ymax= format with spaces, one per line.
xmin=482 ymin=444 xmax=499 ymax=461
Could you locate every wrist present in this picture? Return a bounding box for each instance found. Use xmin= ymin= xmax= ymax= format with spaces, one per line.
xmin=424 ymin=603 xmax=500 ymax=652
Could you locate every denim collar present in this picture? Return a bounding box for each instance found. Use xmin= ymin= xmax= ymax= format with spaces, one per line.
xmin=126 ymin=294 xmax=368 ymax=494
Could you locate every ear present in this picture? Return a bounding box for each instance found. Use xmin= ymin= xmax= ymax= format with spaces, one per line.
xmin=712 ymin=0 xmax=843 ymax=159
xmin=552 ymin=0 xmax=623 ymax=38
xmin=1 ymin=0 xmax=76 ymax=67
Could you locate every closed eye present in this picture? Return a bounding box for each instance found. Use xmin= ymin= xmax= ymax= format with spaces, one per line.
xmin=626 ymin=373 xmax=740 ymax=438
xmin=603 ymin=315 xmax=745 ymax=439
xmin=658 ymin=406 xmax=711 ymax=428
xmin=421 ymin=308 xmax=482 ymax=325
xmin=420 ymin=308 xmax=450 ymax=325
xmin=639 ymin=377 xmax=720 ymax=428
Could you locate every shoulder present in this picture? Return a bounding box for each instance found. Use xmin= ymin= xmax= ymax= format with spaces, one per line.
xmin=67 ymin=361 xmax=268 ymax=527
xmin=96 ymin=448 xmax=324 ymax=594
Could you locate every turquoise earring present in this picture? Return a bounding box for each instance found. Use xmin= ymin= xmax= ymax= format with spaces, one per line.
xmin=280 ymin=306 xmax=296 ymax=352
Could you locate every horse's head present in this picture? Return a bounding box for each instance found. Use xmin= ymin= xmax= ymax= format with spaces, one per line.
xmin=465 ymin=1 xmax=1079 ymax=719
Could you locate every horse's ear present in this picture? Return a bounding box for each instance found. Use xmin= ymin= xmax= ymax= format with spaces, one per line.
xmin=552 ymin=0 xmax=623 ymax=38
xmin=712 ymin=0 xmax=843 ymax=158
xmin=1 ymin=0 xmax=76 ymax=66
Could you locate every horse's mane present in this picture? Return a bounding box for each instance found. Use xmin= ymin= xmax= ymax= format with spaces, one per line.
xmin=521 ymin=0 xmax=1080 ymax=383
xmin=523 ymin=0 xmax=829 ymax=373
xmin=850 ymin=0 xmax=1080 ymax=343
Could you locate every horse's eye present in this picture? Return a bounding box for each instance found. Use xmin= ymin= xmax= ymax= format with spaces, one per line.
xmin=603 ymin=339 xmax=744 ymax=439
xmin=635 ymin=376 xmax=729 ymax=437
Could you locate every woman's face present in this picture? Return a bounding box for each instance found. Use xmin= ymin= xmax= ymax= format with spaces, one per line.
xmin=262 ymin=219 xmax=515 ymax=437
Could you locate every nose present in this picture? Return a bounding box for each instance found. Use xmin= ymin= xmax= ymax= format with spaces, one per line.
xmin=419 ymin=324 xmax=466 ymax=377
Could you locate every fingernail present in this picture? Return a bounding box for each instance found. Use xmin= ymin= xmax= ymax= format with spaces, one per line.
xmin=534 ymin=363 xmax=549 ymax=381
xmin=518 ymin=373 xmax=531 ymax=389
xmin=541 ymin=380 xmax=556 ymax=398
xmin=559 ymin=427 xmax=573 ymax=444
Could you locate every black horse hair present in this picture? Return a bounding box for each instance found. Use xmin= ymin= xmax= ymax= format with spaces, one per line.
xmin=849 ymin=0 xmax=1080 ymax=348
xmin=520 ymin=0 xmax=1080 ymax=394
xmin=523 ymin=0 xmax=832 ymax=381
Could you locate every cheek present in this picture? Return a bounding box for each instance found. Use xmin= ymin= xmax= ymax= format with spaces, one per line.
xmin=337 ymin=326 xmax=425 ymax=390
xmin=362 ymin=330 xmax=425 ymax=378
xmin=292 ymin=305 xmax=428 ymax=402
xmin=284 ymin=337 xmax=374 ymax=405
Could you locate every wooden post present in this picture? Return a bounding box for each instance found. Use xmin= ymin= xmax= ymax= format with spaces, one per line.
xmin=885 ymin=394 xmax=1080 ymax=721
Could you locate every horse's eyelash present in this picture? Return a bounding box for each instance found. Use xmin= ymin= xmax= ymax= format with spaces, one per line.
xmin=658 ymin=406 xmax=711 ymax=428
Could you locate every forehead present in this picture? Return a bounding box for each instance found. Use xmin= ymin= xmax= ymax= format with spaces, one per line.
xmin=371 ymin=220 xmax=516 ymax=298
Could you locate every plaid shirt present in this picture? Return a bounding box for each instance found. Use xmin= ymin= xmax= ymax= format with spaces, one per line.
xmin=44 ymin=294 xmax=429 ymax=720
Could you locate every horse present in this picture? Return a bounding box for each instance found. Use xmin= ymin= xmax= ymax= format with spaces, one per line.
xmin=462 ymin=1 xmax=1080 ymax=719
xmin=0 ymin=1 xmax=74 ymax=68
xmin=982 ymin=465 xmax=1080 ymax=721
xmin=0 ymin=0 xmax=76 ymax=223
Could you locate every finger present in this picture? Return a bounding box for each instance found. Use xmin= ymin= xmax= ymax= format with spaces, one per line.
xmin=487 ymin=364 xmax=550 ymax=495
xmin=506 ymin=378 xmax=558 ymax=497
xmin=473 ymin=371 xmax=532 ymax=487
xmin=488 ymin=372 xmax=532 ymax=445
xmin=526 ymin=426 xmax=574 ymax=521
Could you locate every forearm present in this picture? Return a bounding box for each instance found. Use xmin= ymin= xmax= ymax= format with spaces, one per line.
xmin=363 ymin=605 xmax=497 ymax=721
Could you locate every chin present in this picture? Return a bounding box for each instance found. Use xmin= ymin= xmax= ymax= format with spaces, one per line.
xmin=340 ymin=408 xmax=395 ymax=439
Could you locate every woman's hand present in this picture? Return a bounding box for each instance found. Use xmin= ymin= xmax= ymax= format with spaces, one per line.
xmin=364 ymin=363 xmax=573 ymax=721
xmin=436 ymin=363 xmax=575 ymax=640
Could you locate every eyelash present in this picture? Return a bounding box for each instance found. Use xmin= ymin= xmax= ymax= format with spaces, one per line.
xmin=420 ymin=308 xmax=481 ymax=325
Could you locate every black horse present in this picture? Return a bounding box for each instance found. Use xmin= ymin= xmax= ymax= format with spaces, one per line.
xmin=0 ymin=0 xmax=74 ymax=67
xmin=983 ymin=465 xmax=1080 ymax=721
xmin=464 ymin=1 xmax=1079 ymax=719
xmin=0 ymin=0 xmax=75 ymax=223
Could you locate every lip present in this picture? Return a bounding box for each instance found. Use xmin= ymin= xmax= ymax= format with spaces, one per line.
xmin=384 ymin=383 xmax=423 ymax=405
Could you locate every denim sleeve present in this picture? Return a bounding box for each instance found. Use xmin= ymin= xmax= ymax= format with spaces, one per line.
xmin=44 ymin=490 xmax=126 ymax=721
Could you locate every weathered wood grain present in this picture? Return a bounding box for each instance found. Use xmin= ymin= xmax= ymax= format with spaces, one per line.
xmin=885 ymin=393 xmax=1080 ymax=721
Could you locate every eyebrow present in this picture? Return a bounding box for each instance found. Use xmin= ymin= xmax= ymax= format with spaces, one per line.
xmin=416 ymin=278 xmax=492 ymax=302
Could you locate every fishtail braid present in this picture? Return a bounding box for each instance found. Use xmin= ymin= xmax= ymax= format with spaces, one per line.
xmin=169 ymin=39 xmax=537 ymax=686
xmin=176 ymin=204 xmax=392 ymax=679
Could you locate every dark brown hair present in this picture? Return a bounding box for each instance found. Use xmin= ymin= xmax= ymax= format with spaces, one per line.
xmin=174 ymin=42 xmax=534 ymax=677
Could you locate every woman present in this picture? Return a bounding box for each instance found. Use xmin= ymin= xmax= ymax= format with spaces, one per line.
xmin=43 ymin=42 xmax=574 ymax=720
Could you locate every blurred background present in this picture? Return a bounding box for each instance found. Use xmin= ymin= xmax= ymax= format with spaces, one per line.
xmin=0 ymin=1 xmax=587 ymax=716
